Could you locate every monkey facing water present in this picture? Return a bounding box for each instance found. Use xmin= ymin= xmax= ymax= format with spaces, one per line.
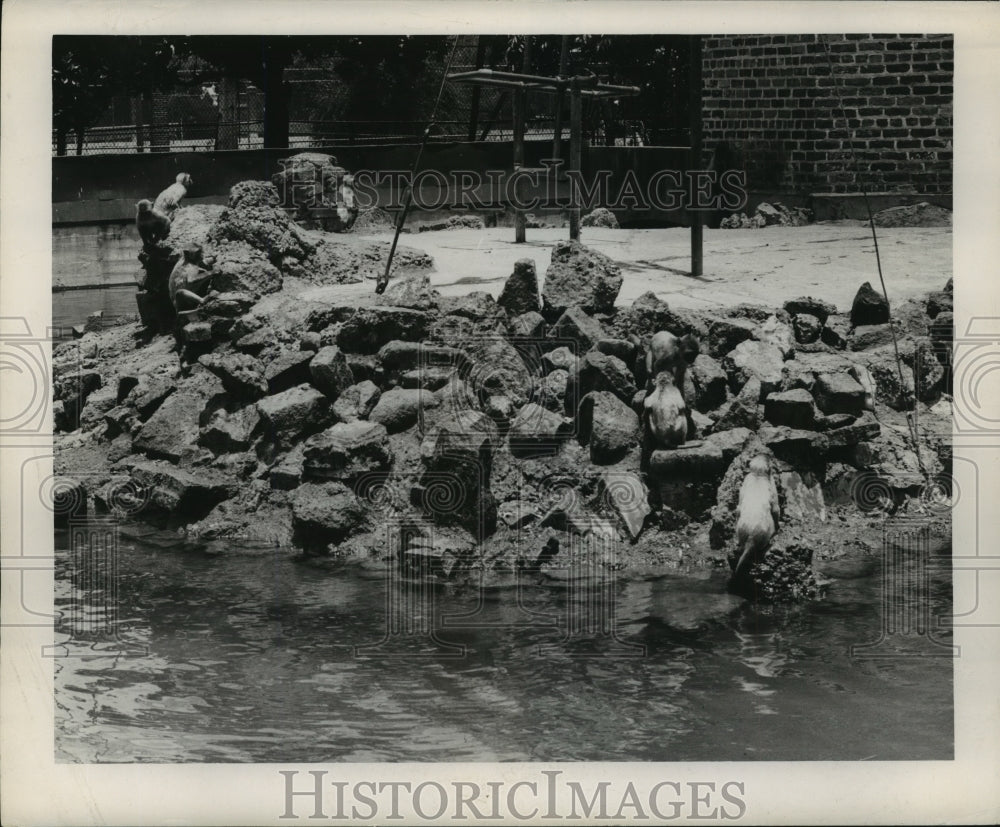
xmin=168 ymin=243 xmax=213 ymax=316
xmin=732 ymin=454 xmax=781 ymax=582
xmin=154 ymin=172 xmax=193 ymax=219
xmin=135 ymin=199 xmax=171 ymax=246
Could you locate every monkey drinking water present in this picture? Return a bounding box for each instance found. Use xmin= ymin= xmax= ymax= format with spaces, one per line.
xmin=168 ymin=244 xmax=212 ymax=316
xmin=135 ymin=199 xmax=171 ymax=246
xmin=154 ymin=172 xmax=193 ymax=219
xmin=731 ymin=454 xmax=781 ymax=582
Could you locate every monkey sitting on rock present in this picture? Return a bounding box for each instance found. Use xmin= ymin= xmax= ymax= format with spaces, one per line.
xmin=135 ymin=199 xmax=171 ymax=246
xmin=168 ymin=243 xmax=213 ymax=316
xmin=154 ymin=172 xmax=193 ymax=219
xmin=731 ymin=454 xmax=781 ymax=584
xmin=642 ymin=371 xmax=689 ymax=455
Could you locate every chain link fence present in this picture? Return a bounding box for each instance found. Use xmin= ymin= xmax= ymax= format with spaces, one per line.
xmin=52 ymin=36 xmax=692 ymax=155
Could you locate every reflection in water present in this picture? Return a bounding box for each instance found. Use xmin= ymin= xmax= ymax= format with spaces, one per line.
xmin=54 ymin=524 xmax=953 ymax=763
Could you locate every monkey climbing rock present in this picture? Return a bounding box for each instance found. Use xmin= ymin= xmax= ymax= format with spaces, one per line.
xmin=168 ymin=244 xmax=213 ymax=316
xmin=135 ymin=199 xmax=171 ymax=246
xmin=154 ymin=172 xmax=193 ymax=219
xmin=732 ymin=454 xmax=781 ymax=581
xmin=644 ymin=330 xmax=700 ymax=392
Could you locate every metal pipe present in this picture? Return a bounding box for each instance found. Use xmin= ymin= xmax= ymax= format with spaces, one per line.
xmin=569 ymin=78 xmax=582 ymax=241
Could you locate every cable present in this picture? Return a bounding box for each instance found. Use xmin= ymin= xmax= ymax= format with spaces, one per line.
xmin=819 ymin=35 xmax=930 ymax=482
xmin=375 ymin=36 xmax=462 ymax=295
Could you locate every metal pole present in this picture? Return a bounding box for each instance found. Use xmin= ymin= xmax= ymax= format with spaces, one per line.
xmin=569 ymin=77 xmax=582 ymax=241
xmin=551 ymin=35 xmax=570 ymax=167
xmin=689 ymin=35 xmax=704 ymax=278
xmin=467 ymin=37 xmax=487 ymax=142
xmin=513 ymin=36 xmax=532 ymax=243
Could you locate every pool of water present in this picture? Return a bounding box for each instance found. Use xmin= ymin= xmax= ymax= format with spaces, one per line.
xmin=54 ymin=524 xmax=953 ymax=763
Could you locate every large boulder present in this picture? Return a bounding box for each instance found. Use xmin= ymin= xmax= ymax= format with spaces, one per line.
xmin=133 ymin=373 xmax=223 ymax=463
xmin=690 ymin=354 xmax=729 ymax=412
xmin=578 ymin=391 xmax=640 ymax=464
xmin=612 ymin=291 xmax=708 ymax=342
xmin=758 ymin=315 xmax=795 ymax=359
xmin=369 ymin=388 xmax=438 ymax=433
xmin=713 ymin=376 xmax=763 ymax=431
xmin=850 ymin=281 xmax=890 ymax=327
xmin=265 ymin=350 xmax=314 ymax=394
xmin=581 ymin=207 xmax=620 ymax=229
xmin=256 ymin=384 xmax=333 ymax=445
xmin=209 ymin=181 xmax=312 ymax=265
xmin=497 ymin=258 xmax=542 ymax=316
xmin=309 ymin=345 xmax=354 ymax=399
xmin=508 ymin=402 xmax=571 ymax=457
xmin=198 ymin=353 xmax=268 ymax=401
xmin=784 ymin=296 xmax=836 ymax=325
xmin=595 ymin=471 xmax=650 ymax=542
xmin=570 ymin=350 xmax=637 ymax=407
xmin=542 ymin=240 xmax=623 ymax=318
xmin=302 ymin=420 xmax=391 ymax=483
xmin=707 ymin=318 xmax=757 ymax=358
xmin=291 ymin=482 xmax=367 ymax=553
xmin=332 ymin=381 xmax=381 ymax=423
xmin=271 ymin=152 xmax=358 ymax=233
xmin=199 ymin=405 xmax=260 ymax=454
xmin=129 ymin=460 xmax=233 ymax=522
xmin=813 ymin=372 xmax=866 ymax=415
xmin=763 ymin=388 xmax=817 ymax=429
xmin=548 ymin=305 xmax=606 ymax=352
xmin=722 ymin=340 xmax=786 ymax=395
xmin=336 ymin=306 xmax=432 ymax=354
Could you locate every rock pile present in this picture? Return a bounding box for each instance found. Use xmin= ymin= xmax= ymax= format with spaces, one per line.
xmin=720 ymin=201 xmax=812 ymax=229
xmin=54 ymin=196 xmax=952 ymax=604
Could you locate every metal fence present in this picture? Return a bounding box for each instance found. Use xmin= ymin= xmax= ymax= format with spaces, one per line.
xmin=52 ymin=36 xmax=692 ymax=155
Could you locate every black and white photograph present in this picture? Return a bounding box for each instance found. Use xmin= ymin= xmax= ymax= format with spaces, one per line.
xmin=2 ymin=1 xmax=999 ymax=825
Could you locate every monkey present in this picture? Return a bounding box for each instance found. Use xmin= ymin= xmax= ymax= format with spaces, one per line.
xmin=732 ymin=454 xmax=781 ymax=581
xmin=168 ymin=243 xmax=212 ymax=316
xmin=644 ymin=330 xmax=700 ymax=393
xmin=135 ymin=199 xmax=171 ymax=246
xmin=642 ymin=370 xmax=689 ymax=455
xmin=154 ymin=172 xmax=193 ymax=218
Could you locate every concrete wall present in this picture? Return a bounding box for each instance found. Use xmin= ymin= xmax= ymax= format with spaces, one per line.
xmin=701 ymin=33 xmax=953 ymax=197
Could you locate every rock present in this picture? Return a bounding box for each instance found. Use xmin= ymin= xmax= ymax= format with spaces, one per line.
xmin=894 ymin=298 xmax=931 ymax=338
xmin=543 ymin=346 xmax=578 ymax=374
xmin=508 ymin=402 xmax=571 ymax=457
xmin=129 ymin=376 xmax=177 ymax=420
xmin=690 ymin=354 xmax=729 ymax=412
xmin=784 ymin=296 xmax=836 ymax=325
xmin=823 ymin=412 xmax=881 ymax=448
xmin=129 ymin=460 xmax=232 ymax=522
xmin=758 ymin=426 xmax=829 ymax=465
xmin=133 ymin=379 xmax=220 ymax=463
xmin=417 ymin=424 xmax=496 ymax=539
xmin=611 ymin=291 xmax=707 ymax=341
xmin=759 ymin=315 xmax=795 ymax=359
xmin=872 ymin=201 xmax=951 ymax=228
xmin=575 ymin=350 xmax=637 ymax=406
xmin=102 ymin=405 xmax=137 ymax=438
xmin=53 ymin=368 xmax=103 ymax=423
xmin=198 ymin=353 xmax=268 ymax=400
xmin=271 ymin=152 xmax=358 ymax=232
xmin=498 ymin=501 xmax=542 ymax=529
xmin=704 ymin=427 xmax=753 ymax=462
xmin=336 ymin=306 xmax=431 ymax=354
xmin=209 ymin=244 xmax=282 ymax=297
xmin=741 ymin=541 xmax=818 ymax=603
xmin=419 ymin=408 xmax=498 ymax=462
xmin=376 ymin=341 xmax=467 ymax=374
xmin=929 ymin=312 xmax=953 ymax=367
xmin=813 ymin=372 xmax=866 ymax=415
xmin=291 ymin=482 xmax=367 ymax=553
xmin=199 ymin=405 xmax=260 ymax=454
xmin=510 ymin=310 xmax=546 ymax=338
xmin=578 ymin=391 xmax=640 ymax=465
xmin=722 ymin=340 xmax=785 ymax=395
xmin=439 ymin=291 xmax=505 ymax=323
xmin=417 ymin=214 xmax=485 ymax=232
xmin=497 ymin=258 xmax=542 ymax=316
xmin=309 ymin=345 xmax=355 ymax=399
xmin=302 ymin=420 xmax=391 ymax=483
xmin=548 ymin=305 xmax=606 ymax=351
xmin=581 ymin=207 xmax=620 ymax=228
xmin=815 ymin=412 xmax=857 ymax=431
xmin=596 ymin=471 xmax=649 ymax=541
xmin=375 ymin=272 xmax=440 ymax=311
xmin=860 ymin=353 xmax=916 ymax=409
xmin=52 ymin=477 xmax=88 ymax=528
xmin=345 ymin=353 xmax=378 ymax=384
xmin=182 ymin=321 xmax=213 ymax=344
xmin=78 ymin=387 xmax=117 ymax=431
xmin=792 ymin=313 xmax=822 ymax=344
xmin=463 ymin=336 xmax=534 ymax=408
xmin=779 ymin=470 xmax=826 ymax=523
xmin=649 ymin=442 xmax=725 ymax=479
xmin=713 ymin=376 xmax=763 ymax=431
xmin=299 ymin=332 xmax=321 ymax=352
xmin=332 ymin=381 xmax=381 ymax=423
xmin=595 ymin=338 xmax=636 ymax=364
xmin=927 ymin=290 xmax=955 ymax=319
xmin=234 ymin=325 xmax=276 ymax=356
xmin=536 ymin=368 xmax=569 ymax=412
xmin=707 ymin=318 xmax=757 ymax=358
xmin=821 ymin=314 xmax=851 ymax=349
xmin=265 ymin=349 xmax=314 ymax=394
xmin=542 ymin=240 xmax=623 ymax=318
xmin=269 ymin=445 xmax=305 ymax=490
xmin=850 ymin=281 xmax=890 ymax=327
xmin=901 ymin=338 xmax=945 ymax=401
xmin=764 ymin=388 xmax=817 ymax=428
xmin=256 ymin=384 xmax=333 ymax=444
xmin=849 ymin=323 xmax=900 ymax=351
xmin=369 ymin=388 xmax=437 ymax=433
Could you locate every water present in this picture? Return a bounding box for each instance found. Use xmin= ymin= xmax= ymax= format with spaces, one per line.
xmin=54 ymin=523 xmax=953 ymax=763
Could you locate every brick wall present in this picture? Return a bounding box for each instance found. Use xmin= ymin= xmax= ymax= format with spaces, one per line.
xmin=701 ymin=34 xmax=953 ymax=196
